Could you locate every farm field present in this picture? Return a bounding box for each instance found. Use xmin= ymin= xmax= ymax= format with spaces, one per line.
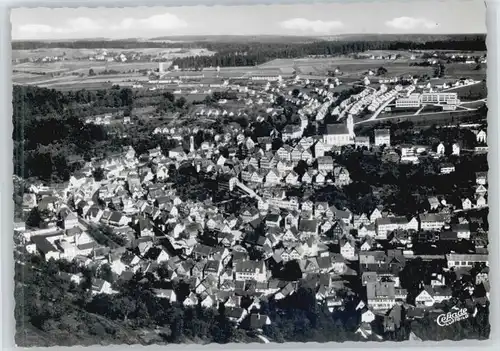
xmin=13 ymin=61 xmax=160 ymax=74
xmin=12 ymin=47 xmax=214 ymax=61
xmin=34 ymin=74 xmax=149 ymax=90
xmin=12 ymin=47 xmax=215 ymax=86
xmin=445 ymin=62 xmax=487 ymax=80
xmin=259 ymin=57 xmax=434 ymax=79
xmin=453 ymin=81 xmax=487 ymax=100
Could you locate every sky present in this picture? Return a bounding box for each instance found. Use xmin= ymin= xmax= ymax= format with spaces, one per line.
xmin=10 ymin=0 xmax=486 ymax=40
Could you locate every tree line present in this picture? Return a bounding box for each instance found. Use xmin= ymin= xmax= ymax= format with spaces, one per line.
xmin=172 ymin=38 xmax=486 ymax=69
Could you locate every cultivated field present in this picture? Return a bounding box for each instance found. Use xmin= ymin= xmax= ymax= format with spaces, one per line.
xmin=12 ymin=48 xmax=214 ymax=61
xmin=445 ymin=62 xmax=487 ymax=80
xmin=258 ymin=57 xmax=434 ymax=79
xmin=12 ymin=47 xmax=215 ymax=87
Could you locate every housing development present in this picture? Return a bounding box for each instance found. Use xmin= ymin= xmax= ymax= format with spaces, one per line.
xmin=12 ymin=24 xmax=489 ymax=347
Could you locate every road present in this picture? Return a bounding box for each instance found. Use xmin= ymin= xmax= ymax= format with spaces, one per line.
xmin=365 ymin=96 xmax=396 ymax=122
xmin=460 ymin=98 xmax=487 ymax=105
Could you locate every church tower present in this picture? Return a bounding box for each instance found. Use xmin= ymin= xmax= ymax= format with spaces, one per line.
xmin=347 ymin=114 xmax=355 ymax=139
xmin=190 ymin=135 xmax=195 ymax=153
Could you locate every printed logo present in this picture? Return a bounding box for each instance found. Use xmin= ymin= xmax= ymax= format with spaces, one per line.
xmin=436 ymin=308 xmax=470 ymax=327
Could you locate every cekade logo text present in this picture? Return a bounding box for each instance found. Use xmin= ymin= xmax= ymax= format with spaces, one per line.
xmin=436 ymin=308 xmax=470 ymax=327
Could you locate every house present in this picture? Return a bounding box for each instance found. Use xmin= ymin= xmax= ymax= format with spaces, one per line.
xmin=436 ymin=142 xmax=445 ymax=155
xmin=476 ymin=130 xmax=487 ymax=143
xmin=317 ymin=156 xmax=334 ymax=172
xmin=298 ymin=219 xmax=318 ymax=237
xmin=314 ymin=141 xmax=331 ymax=158
xmin=333 ymin=166 xmax=351 ymax=187
xmin=475 ymin=184 xmax=487 ymax=197
xmin=266 ymin=214 xmax=281 ymax=228
xmin=285 ymin=171 xmax=299 ymax=185
xmin=376 ymin=217 xmax=410 ymax=238
xmin=415 ymin=286 xmax=452 ymax=307
xmin=361 ymin=309 xmax=376 ymax=323
xmin=355 ymin=136 xmax=370 ymax=148
xmin=451 ymin=224 xmax=471 ymax=239
xmin=183 ymin=292 xmax=198 ymax=307
xmin=59 ymin=272 xmax=83 ymax=285
xmin=265 ymin=169 xmax=281 ymax=186
xmin=144 ymin=247 xmax=170 ymax=264
xmin=462 ymin=198 xmax=473 ymax=210
xmin=446 ymin=253 xmax=488 ymax=269
xmin=204 ymin=260 xmax=223 ymax=277
xmin=419 ymin=213 xmax=447 ymax=231
xmin=366 ymin=280 xmax=396 ymax=311
xmin=276 ymin=145 xmax=292 ymax=161
xmin=198 ymin=295 xmax=214 ymax=308
xmin=284 ymin=211 xmax=300 ymax=229
xmin=282 ymin=125 xmax=303 ymax=141
xmin=315 ymin=171 xmax=327 ymax=184
xmin=440 ymin=163 xmax=455 ymax=174
xmin=226 ymin=307 xmax=248 ymax=324
xmin=374 ymin=129 xmax=390 ymax=146
xmin=91 ymin=279 xmax=114 ymax=295
xmin=233 ymin=260 xmax=267 ymax=282
xmin=359 ymin=223 xmax=376 ymax=238
xmin=58 ymin=208 xmax=79 ymax=229
xmin=340 ymin=240 xmax=356 ymax=260
xmin=22 ymin=193 xmax=37 ymax=210
xmin=476 ymin=195 xmax=487 ymax=208
xmin=370 ymin=208 xmax=382 ymax=223
xmin=31 ymin=236 xmax=60 ymax=261
xmin=153 ymin=289 xmax=177 ymax=302
xmin=301 ymin=148 xmax=314 ymax=162
xmin=476 ymin=172 xmax=487 ymax=185
xmin=108 ymin=211 xmax=130 ymax=227
xmin=428 ymin=197 xmax=440 ymax=211
xmin=240 ymin=208 xmax=260 ymax=223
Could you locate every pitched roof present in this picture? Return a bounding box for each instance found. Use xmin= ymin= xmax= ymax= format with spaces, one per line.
xmin=326 ymin=124 xmax=349 ymax=135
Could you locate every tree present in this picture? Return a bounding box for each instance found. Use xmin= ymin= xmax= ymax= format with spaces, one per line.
xmin=175 ymin=97 xmax=187 ymax=109
xmin=97 ymin=263 xmax=114 ymax=283
xmin=275 ymin=95 xmax=285 ymax=106
xmin=377 ymin=67 xmax=388 ymax=76
xmin=25 ymin=207 xmax=47 ymax=228
xmin=92 ymin=167 xmax=105 ymax=181
xmin=88 ymin=68 xmax=96 ymax=76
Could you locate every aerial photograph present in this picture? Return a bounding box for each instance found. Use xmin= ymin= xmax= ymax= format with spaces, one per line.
xmin=11 ymin=0 xmax=489 ymax=346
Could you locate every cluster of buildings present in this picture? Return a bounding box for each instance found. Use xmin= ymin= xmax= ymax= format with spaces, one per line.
xmin=16 ymin=63 xmax=489 ymax=338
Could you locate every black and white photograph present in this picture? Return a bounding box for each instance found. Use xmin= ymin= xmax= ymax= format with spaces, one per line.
xmin=11 ymin=0 xmax=490 ymax=346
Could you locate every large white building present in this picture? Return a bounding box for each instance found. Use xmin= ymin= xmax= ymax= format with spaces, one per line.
xmin=421 ymin=92 xmax=459 ymax=105
xmin=250 ymin=75 xmax=282 ymax=82
xmin=323 ymin=123 xmax=354 ymax=146
xmin=396 ymin=94 xmax=421 ymax=108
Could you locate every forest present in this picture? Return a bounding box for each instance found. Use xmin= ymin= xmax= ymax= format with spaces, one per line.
xmin=12 ymin=85 xmax=190 ymax=183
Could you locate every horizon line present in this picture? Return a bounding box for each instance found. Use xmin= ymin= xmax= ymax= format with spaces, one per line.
xmin=12 ymin=32 xmax=488 ymax=42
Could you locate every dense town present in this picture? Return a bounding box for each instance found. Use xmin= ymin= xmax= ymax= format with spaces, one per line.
xmin=14 ymin=46 xmax=489 ymax=344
